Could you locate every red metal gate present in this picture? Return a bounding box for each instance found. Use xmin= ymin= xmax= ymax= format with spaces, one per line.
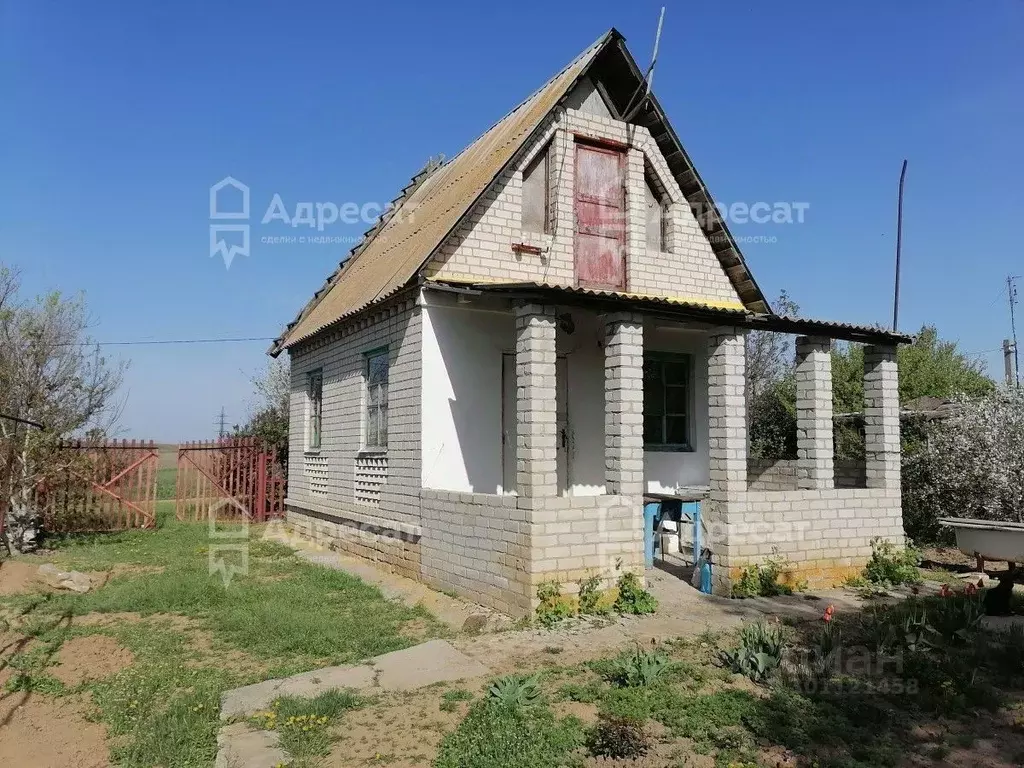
xmin=176 ymin=437 xmax=285 ymax=522
xmin=34 ymin=440 xmax=159 ymax=532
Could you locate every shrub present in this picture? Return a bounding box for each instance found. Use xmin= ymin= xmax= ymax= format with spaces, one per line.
xmin=588 ymin=713 xmax=650 ymax=759
xmin=862 ymin=538 xmax=922 ymax=587
xmin=731 ymin=553 xmax=794 ymax=598
xmin=487 ymin=674 xmax=543 ymax=709
xmin=608 ymin=646 xmax=671 ymax=688
xmin=577 ymin=574 xmax=604 ymax=615
xmin=719 ymin=621 xmax=785 ymax=684
xmin=613 ymin=572 xmax=658 ymax=615
xmin=535 ymin=581 xmax=575 ymax=627
xmin=902 ymin=388 xmax=1024 ymax=542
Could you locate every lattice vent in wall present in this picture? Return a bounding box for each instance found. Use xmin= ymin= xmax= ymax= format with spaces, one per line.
xmin=355 ymin=454 xmax=388 ymax=506
xmin=304 ymin=455 xmax=329 ymax=497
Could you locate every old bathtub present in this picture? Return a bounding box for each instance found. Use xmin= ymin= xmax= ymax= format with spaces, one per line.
xmin=940 ymin=518 xmax=1024 ymax=563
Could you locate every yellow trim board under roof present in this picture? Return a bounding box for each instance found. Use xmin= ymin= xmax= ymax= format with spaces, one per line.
xmin=423 ymin=276 xmax=748 ymax=311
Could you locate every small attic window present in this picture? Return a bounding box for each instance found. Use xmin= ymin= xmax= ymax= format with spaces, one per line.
xmin=522 ymin=147 xmax=550 ymax=234
xmin=645 ymin=173 xmax=667 ymax=252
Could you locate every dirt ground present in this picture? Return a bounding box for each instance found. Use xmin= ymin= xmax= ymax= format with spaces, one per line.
xmin=0 ymin=691 xmax=110 ymax=768
xmin=50 ymin=635 xmax=134 ymax=687
xmin=0 ymin=560 xmax=47 ymax=596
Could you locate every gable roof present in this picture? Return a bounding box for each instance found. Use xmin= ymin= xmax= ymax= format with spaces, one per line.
xmin=271 ymin=28 xmax=768 ymax=355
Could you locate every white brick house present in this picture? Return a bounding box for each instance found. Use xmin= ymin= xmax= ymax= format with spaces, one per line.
xmin=270 ymin=29 xmax=908 ymax=615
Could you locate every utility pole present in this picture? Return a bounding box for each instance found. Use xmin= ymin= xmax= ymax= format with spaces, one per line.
xmin=1010 ymin=276 xmax=1021 ymax=387
xmin=893 ymin=160 xmax=908 ymax=331
xmin=1005 ymin=339 xmax=1017 ymax=386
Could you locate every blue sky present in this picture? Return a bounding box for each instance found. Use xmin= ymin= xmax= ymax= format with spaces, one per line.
xmin=2 ymin=1 xmax=1021 ymax=440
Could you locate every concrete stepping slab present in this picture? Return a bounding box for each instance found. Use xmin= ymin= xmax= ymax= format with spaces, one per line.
xmin=373 ymin=638 xmax=490 ymax=692
xmin=220 ymin=639 xmax=490 ymax=720
xmin=214 ymin=722 xmax=288 ymax=768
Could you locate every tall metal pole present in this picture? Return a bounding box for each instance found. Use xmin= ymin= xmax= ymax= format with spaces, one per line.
xmin=1010 ymin=276 xmax=1021 ymax=387
xmin=893 ymin=160 xmax=908 ymax=332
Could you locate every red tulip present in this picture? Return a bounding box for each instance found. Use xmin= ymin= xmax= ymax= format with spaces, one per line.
xmin=940 ymin=584 xmax=951 ymax=598
xmin=965 ymin=583 xmax=978 ymax=596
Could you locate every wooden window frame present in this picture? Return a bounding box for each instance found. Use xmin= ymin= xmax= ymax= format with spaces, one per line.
xmin=521 ymin=144 xmax=551 ymax=235
xmin=643 ymin=351 xmax=693 ymax=452
xmin=363 ymin=347 xmax=389 ymax=452
xmin=306 ymin=369 xmax=324 ymax=453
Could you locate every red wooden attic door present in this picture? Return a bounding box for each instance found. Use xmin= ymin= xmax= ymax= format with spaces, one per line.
xmin=574 ymin=140 xmax=626 ymax=290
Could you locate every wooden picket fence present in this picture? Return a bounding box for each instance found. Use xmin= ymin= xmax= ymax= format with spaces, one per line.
xmin=175 ymin=437 xmax=285 ymax=522
xmin=32 ymin=440 xmax=159 ymax=532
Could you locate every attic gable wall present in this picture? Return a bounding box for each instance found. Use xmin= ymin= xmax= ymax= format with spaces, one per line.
xmin=424 ymin=103 xmax=742 ymax=307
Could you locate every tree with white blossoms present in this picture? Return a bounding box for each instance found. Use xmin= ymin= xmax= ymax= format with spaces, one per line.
xmin=0 ymin=265 xmax=124 ymax=552
xmin=903 ymin=387 xmax=1024 ymax=542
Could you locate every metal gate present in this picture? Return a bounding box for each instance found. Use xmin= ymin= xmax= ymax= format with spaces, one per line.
xmin=175 ymin=437 xmax=285 ymax=522
xmin=34 ymin=440 xmax=159 ymax=532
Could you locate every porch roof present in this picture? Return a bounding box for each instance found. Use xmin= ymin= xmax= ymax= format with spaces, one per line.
xmin=425 ymin=280 xmax=913 ymax=346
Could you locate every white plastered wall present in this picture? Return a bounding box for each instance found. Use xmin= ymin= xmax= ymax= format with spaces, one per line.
xmin=420 ymin=294 xmax=712 ymax=495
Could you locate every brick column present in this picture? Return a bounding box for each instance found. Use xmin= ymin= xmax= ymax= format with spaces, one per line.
xmin=707 ymin=329 xmax=748 ymax=502
xmin=605 ymin=313 xmax=644 ymax=496
xmin=515 ymin=304 xmax=558 ymax=497
xmin=864 ymin=344 xmax=900 ymax=489
xmin=795 ymin=336 xmax=834 ymax=489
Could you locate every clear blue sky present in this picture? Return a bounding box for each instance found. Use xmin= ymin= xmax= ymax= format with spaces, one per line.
xmin=2 ymin=1 xmax=1021 ymax=440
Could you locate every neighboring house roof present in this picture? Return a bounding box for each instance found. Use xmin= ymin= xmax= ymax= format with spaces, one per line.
xmin=270 ymin=28 xmax=769 ymax=355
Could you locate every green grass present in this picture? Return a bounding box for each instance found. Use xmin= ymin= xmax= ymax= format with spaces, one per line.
xmin=156 ymin=466 xmax=178 ymax=500
xmin=440 ymin=687 xmax=474 ymax=712
xmin=434 ymin=699 xmax=585 ymax=768
xmin=10 ymin=503 xmax=439 ymax=664
xmin=250 ymin=690 xmax=363 ymax=766
xmin=1 ymin=502 xmax=442 ymax=767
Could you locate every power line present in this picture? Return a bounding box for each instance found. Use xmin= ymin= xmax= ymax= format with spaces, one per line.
xmin=73 ymin=336 xmax=275 ymax=347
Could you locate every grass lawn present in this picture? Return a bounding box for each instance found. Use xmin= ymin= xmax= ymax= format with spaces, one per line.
xmin=0 ymin=502 xmax=443 ymax=767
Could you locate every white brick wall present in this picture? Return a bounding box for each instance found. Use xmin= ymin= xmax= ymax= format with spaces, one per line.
xmin=286 ymin=298 xmax=422 ymax=565
xmin=424 ymin=108 xmax=741 ymax=307
xmin=420 ymin=490 xmax=643 ymax=616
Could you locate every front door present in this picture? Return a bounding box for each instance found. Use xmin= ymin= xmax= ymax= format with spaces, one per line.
xmin=574 ymin=141 xmax=626 ymax=290
xmin=501 ymin=353 xmax=569 ymax=495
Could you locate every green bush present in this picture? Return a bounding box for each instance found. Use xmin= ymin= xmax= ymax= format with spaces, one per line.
xmin=613 ymin=572 xmax=658 ymax=615
xmin=862 ymin=538 xmax=922 ymax=587
xmin=719 ymin=621 xmax=785 ymax=684
xmin=577 ymin=575 xmax=605 ymax=615
xmin=487 ymin=674 xmax=543 ymax=709
xmin=535 ymin=581 xmax=575 ymax=627
xmin=731 ymin=554 xmax=794 ymax=598
xmin=607 ymin=646 xmax=670 ymax=688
